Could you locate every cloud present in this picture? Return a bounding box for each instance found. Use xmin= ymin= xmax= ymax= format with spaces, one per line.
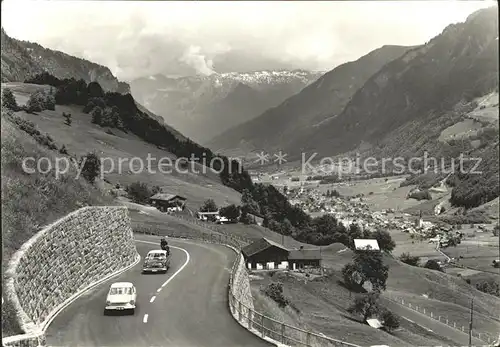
xmin=1 ymin=0 xmax=496 ymax=80
xmin=180 ymin=45 xmax=215 ymax=76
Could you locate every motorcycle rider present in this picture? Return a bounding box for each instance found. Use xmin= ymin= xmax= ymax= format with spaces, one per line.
xmin=160 ymin=236 xmax=170 ymax=255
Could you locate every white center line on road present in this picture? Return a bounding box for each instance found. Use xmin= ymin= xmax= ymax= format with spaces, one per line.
xmin=150 ymin=296 xmax=156 ymax=303
xmin=157 ymin=288 xmax=162 ymax=293
xmin=143 ymin=314 xmax=149 ymax=323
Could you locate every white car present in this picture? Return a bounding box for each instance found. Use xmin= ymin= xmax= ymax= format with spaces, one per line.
xmin=104 ymin=282 xmax=137 ymax=314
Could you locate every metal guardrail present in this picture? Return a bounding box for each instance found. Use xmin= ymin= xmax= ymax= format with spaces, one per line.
xmin=135 ymin=212 xmax=362 ymax=347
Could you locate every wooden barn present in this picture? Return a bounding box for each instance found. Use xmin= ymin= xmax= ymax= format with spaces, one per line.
xmin=241 ymin=238 xmax=322 ymax=271
xmin=150 ymin=193 xmax=187 ymax=212
xmin=242 ymin=238 xmax=290 ymax=270
xmin=288 ymin=247 xmax=322 ymax=270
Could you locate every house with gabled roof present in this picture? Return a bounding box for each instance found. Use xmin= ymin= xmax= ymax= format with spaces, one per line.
xmin=241 ymin=238 xmax=322 ymax=271
xmin=150 ymin=193 xmax=187 ymax=212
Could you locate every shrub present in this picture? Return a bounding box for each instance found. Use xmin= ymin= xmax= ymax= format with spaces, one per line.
xmin=348 ymin=292 xmax=380 ymax=322
xmin=8 ymin=115 xmax=57 ymax=151
xmin=262 ymin=282 xmax=289 ymax=308
xmin=2 ymin=88 xmax=19 ymax=111
xmin=63 ymin=112 xmax=72 ymax=126
xmin=399 ymin=253 xmax=420 ymax=266
xmin=379 ymin=308 xmax=400 ymax=332
xmin=59 ymin=145 xmax=68 ymax=155
xmin=219 ymin=204 xmax=240 ymax=221
xmin=80 ymin=152 xmax=100 ymax=183
xmin=25 ymin=91 xmax=45 ymax=113
xmin=43 ymin=93 xmax=56 ymax=110
xmin=126 ymin=181 xmax=153 ymax=204
xmin=475 ymin=280 xmax=499 ymax=297
xmin=200 ymin=199 xmax=218 ymax=212
xmin=493 ymin=225 xmax=499 ymax=237
xmin=424 ymin=259 xmax=443 ymax=272
xmin=91 ymin=106 xmax=103 ymax=124
xmin=408 ymin=190 xmax=432 ymax=201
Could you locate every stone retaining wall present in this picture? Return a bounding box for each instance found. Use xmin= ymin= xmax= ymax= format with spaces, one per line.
xmin=230 ymin=252 xmax=254 ymax=325
xmin=3 ymin=206 xmax=138 ymax=346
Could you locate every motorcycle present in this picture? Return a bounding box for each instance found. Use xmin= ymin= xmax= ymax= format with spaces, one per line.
xmin=160 ymin=242 xmax=170 ymax=256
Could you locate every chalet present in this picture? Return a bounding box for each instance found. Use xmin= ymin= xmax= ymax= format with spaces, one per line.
xmin=150 ymin=193 xmax=187 ymax=212
xmin=288 ymin=247 xmax=322 ymax=270
xmin=242 ymin=238 xmax=289 ymax=270
xmin=241 ymin=238 xmax=322 ymax=271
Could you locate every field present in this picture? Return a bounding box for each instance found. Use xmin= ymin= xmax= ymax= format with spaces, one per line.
xmin=441 ymin=234 xmax=499 ymax=272
xmin=250 ymin=271 xmax=458 ymax=347
xmin=469 ymin=92 xmax=499 ymax=123
xmin=2 ymin=82 xmax=241 ymax=209
xmin=316 ymin=176 xmax=429 ymax=212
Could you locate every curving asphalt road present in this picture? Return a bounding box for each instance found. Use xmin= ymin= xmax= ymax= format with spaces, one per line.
xmin=46 ymin=235 xmax=271 ymax=347
xmin=382 ymin=298 xmax=485 ymax=346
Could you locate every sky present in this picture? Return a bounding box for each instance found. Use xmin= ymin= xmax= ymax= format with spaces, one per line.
xmin=2 ymin=0 xmax=497 ymax=81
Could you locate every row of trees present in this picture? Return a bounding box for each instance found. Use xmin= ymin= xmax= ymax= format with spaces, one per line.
xmin=2 ymin=88 xmax=56 ymax=113
xmin=24 ymin=72 xmax=254 ymax=195
xmin=341 ymin=249 xmax=400 ymax=332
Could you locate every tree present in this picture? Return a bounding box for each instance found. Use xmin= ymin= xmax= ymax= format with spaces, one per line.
xmin=348 ymin=292 xmax=380 ymax=322
xmin=342 ymin=262 xmax=361 ymax=289
xmin=63 ymin=112 xmax=72 ymax=126
xmin=91 ymin=106 xmax=103 ymax=124
xmin=475 ymin=280 xmax=499 ymax=297
xmin=25 ymin=91 xmax=45 ymax=113
xmin=239 ymin=211 xmax=254 ymax=224
xmin=379 ymin=308 xmax=400 ymax=332
xmin=2 ymin=88 xmax=18 ymax=110
xmin=80 ymin=152 xmax=100 ymax=183
xmin=399 ymin=253 xmax=420 ymax=266
xmin=493 ymin=225 xmax=499 ymax=237
xmin=87 ymin=81 xmax=104 ymax=98
xmin=424 ymin=259 xmax=443 ymax=272
xmin=371 ymin=230 xmax=396 ymax=253
xmin=262 ymin=282 xmax=289 ymax=308
xmin=126 ymin=181 xmax=152 ymax=204
xmin=281 ymin=218 xmax=294 ymax=236
xmin=343 ymin=250 xmax=389 ymax=292
xmin=43 ymin=93 xmax=56 ymax=110
xmin=220 ymin=204 xmax=240 ymax=221
xmin=200 ymin=199 xmax=218 ymax=212
xmin=241 ymin=188 xmax=260 ymax=215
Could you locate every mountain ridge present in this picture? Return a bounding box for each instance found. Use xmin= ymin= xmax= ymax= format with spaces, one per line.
xmin=1 ymin=28 xmax=130 ymax=94
xmin=130 ymin=69 xmax=323 ymax=143
xmin=206 ymin=44 xmax=413 ymax=153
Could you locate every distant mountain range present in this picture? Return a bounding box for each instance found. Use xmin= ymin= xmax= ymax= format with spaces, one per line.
xmin=208 ymin=7 xmax=498 ymax=163
xmin=206 ymin=45 xmax=413 ymax=155
xmin=130 ymin=70 xmax=323 ymax=143
xmin=1 ymin=28 xmax=129 ymax=94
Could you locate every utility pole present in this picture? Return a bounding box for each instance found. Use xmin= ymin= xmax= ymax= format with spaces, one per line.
xmin=468 ymin=297 xmax=474 ymax=347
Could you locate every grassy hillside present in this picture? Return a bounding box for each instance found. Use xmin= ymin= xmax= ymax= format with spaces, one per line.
xmin=251 ymin=243 xmax=500 ymax=346
xmin=1 ymin=108 xmax=113 ymax=335
xmin=1 ymin=82 xmax=242 ymax=209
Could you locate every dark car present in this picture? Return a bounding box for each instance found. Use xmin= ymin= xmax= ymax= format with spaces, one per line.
xmin=142 ymin=250 xmax=170 ymax=273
